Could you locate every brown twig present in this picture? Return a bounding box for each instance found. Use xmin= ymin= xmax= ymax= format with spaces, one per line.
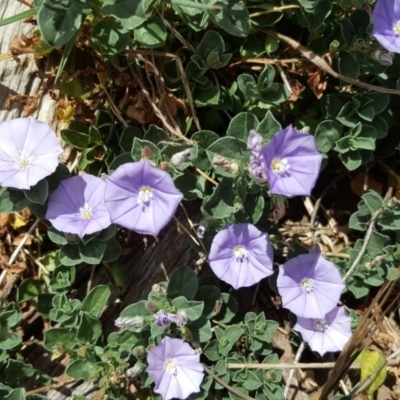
xmin=264 ymin=30 xmax=400 ymax=95
xmin=249 ymin=5 xmax=299 ymax=18
xmin=25 ymin=378 xmax=76 ymax=396
xmin=227 ymin=359 xmax=400 ymax=370
xmin=204 ymin=365 xmax=256 ymax=400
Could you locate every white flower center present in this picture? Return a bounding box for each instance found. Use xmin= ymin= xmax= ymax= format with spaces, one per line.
xmin=301 ymin=278 xmax=314 ymax=293
xmin=394 ymin=20 xmax=400 ymax=34
xmin=137 ymin=186 xmax=153 ymax=204
xmin=164 ymin=359 xmax=177 ymax=375
xmin=79 ymin=203 xmax=93 ymax=220
xmin=234 ymin=245 xmax=248 ymax=261
xmin=14 ymin=153 xmax=30 ymax=169
xmin=315 ymin=319 xmax=328 ymax=332
xmin=270 ymin=158 xmax=290 ymax=174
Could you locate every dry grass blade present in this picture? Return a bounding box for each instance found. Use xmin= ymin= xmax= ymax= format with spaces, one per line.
xmin=315 ymin=278 xmax=400 ymax=399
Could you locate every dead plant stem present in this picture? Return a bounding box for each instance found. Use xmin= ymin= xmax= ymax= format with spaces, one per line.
xmin=204 ymin=366 xmax=256 ymax=400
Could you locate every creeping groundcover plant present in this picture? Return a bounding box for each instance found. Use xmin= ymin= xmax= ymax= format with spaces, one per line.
xmin=3 ymin=0 xmax=400 ymax=399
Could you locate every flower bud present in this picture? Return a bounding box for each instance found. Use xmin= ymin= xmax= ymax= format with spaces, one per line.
xmin=168 ymin=310 xmax=188 ymax=327
xmin=151 ymin=284 xmax=167 ymax=297
xmin=371 ymin=49 xmax=393 ymax=66
xmin=115 ymin=316 xmax=144 ymax=329
xmin=145 ymin=300 xmax=158 ymax=312
xmin=153 ymin=310 xmax=170 ymax=327
xmin=132 ymin=345 xmax=146 ymax=358
xmin=159 ymin=161 xmax=169 ymax=171
xmin=141 ymin=145 xmax=153 ymax=160
xmin=171 ymin=148 xmax=192 ymax=166
xmin=247 ymin=130 xmax=263 ymax=153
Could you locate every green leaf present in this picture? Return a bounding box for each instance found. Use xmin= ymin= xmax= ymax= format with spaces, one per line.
xmin=0 ymin=329 xmax=21 ymax=350
xmin=206 ymin=137 xmax=248 ymax=177
xmin=215 ymin=293 xmax=238 ymax=323
xmin=226 ymin=112 xmax=258 ymax=141
xmin=91 ymin=19 xmax=130 ymax=55
xmin=201 ymin=177 xmax=236 ymax=219
xmin=101 ymin=239 xmax=122 ymax=262
xmin=0 ymin=188 xmax=30 ymax=213
xmin=203 ymin=339 xmax=220 ymax=361
xmin=48 ymin=228 xmax=68 ymax=245
xmin=256 ymin=111 xmax=282 ymax=141
xmin=66 ymin=359 xmax=100 ymax=381
xmin=215 ymin=325 xmax=244 ymax=356
xmin=339 ymin=150 xmax=362 ymax=171
xmin=23 ymin=179 xmax=48 ymax=205
xmin=0 ymin=303 xmax=22 ymax=328
xmin=4 ymin=388 xmax=25 ymax=400
xmin=131 ymin=138 xmax=161 ymax=163
xmin=119 ymin=300 xmax=152 ymax=319
xmin=44 ymin=328 xmax=79 ymax=351
xmin=61 ymin=128 xmax=89 ymax=150
xmin=187 ymin=315 xmax=213 ymax=342
xmin=315 ymin=120 xmax=342 ymax=153
xmin=101 ymin=0 xmax=151 ymax=30
xmin=171 ymin=297 xmax=204 ymax=321
xmin=77 ymin=312 xmax=102 ymax=343
xmin=17 ymin=279 xmax=42 ymax=302
xmin=82 ymin=285 xmax=110 ymax=318
xmin=59 ymin=244 xmax=82 ymax=266
xmin=37 ymin=0 xmax=85 ymax=47
xmin=338 ymin=54 xmax=360 ymax=79
xmin=362 ymin=191 xmax=383 ymax=214
xmin=134 ymin=16 xmax=167 ymax=48
xmin=210 ymin=0 xmax=250 ymax=37
xmin=78 ymin=240 xmax=106 ymax=265
xmin=167 ymin=266 xmax=198 ymax=300
xmin=195 ymin=285 xmax=221 ymax=318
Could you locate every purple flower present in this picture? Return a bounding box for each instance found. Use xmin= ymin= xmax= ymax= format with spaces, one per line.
xmin=372 ymin=0 xmax=400 ymax=53
xmin=104 ymin=160 xmax=183 ymax=236
xmin=277 ymin=252 xmax=344 ymax=319
xmin=208 ymin=223 xmax=274 ymax=289
xmin=154 ymin=310 xmax=171 ymax=328
xmin=0 ymin=117 xmax=63 ymax=190
xmin=293 ymin=306 xmax=352 ymax=356
xmin=147 ymin=337 xmax=204 ymax=400
xmin=46 ymin=174 xmax=112 ymax=238
xmin=261 ymin=125 xmax=322 ymax=197
xmin=247 ymin=130 xmax=267 ymax=184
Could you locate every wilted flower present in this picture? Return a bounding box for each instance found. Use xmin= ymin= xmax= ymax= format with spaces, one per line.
xmin=371 ymin=49 xmax=393 ymax=66
xmin=154 ymin=310 xmax=170 ymax=327
xmin=208 ymin=223 xmax=274 ymax=289
xmin=0 ymin=117 xmax=63 ymax=190
xmin=247 ymin=130 xmax=267 ymax=184
xmin=261 ymin=125 xmax=322 ymax=197
xmin=372 ymin=0 xmax=400 ymax=53
xmin=168 ymin=311 xmax=188 ymax=327
xmin=115 ymin=316 xmax=144 ymax=329
xmin=212 ymin=154 xmax=239 ymax=174
xmin=104 ymin=160 xmax=183 ymax=236
xmin=171 ymin=148 xmax=192 ymax=166
xmin=294 ymin=306 xmax=352 ymax=356
xmin=277 ymin=252 xmax=344 ymax=319
xmin=196 ymin=220 xmax=208 ymax=239
xmin=147 ymin=337 xmax=204 ymax=400
xmin=46 ymin=174 xmax=112 ymax=238
xmin=126 ymin=363 xmax=144 ymax=378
